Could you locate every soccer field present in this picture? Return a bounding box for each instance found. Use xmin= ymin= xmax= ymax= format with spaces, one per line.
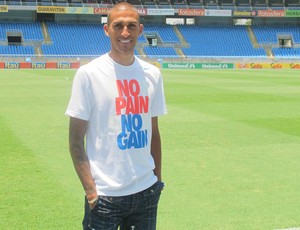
xmin=1 ymin=69 xmax=300 ymax=229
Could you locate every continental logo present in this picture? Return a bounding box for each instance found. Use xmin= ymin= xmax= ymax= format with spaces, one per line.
xmin=233 ymin=11 xmax=256 ymax=17
xmin=37 ymin=6 xmax=65 ymax=13
xmin=0 ymin=5 xmax=8 ymax=12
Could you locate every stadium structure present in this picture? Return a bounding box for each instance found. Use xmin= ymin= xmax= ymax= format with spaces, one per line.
xmin=0 ymin=0 xmax=300 ymax=69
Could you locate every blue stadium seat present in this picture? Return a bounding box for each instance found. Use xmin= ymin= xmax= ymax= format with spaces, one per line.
xmin=0 ymin=22 xmax=43 ymax=42
xmin=178 ymin=25 xmax=266 ymax=58
xmin=42 ymin=23 xmax=110 ymax=56
xmin=253 ymin=26 xmax=300 ymax=44
xmin=273 ymin=48 xmax=300 ymax=59
xmin=0 ymin=45 xmax=35 ymax=55
xmin=143 ymin=25 xmax=180 ymax=43
xmin=0 ymin=22 xmax=300 ymax=59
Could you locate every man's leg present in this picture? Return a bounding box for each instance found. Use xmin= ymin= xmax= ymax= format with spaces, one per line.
xmin=120 ymin=181 xmax=164 ymax=230
xmin=83 ymin=196 xmax=130 ymax=230
xmin=83 ymin=196 xmax=91 ymax=230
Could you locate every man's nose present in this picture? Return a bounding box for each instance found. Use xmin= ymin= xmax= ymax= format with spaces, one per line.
xmin=121 ymin=26 xmax=129 ymax=36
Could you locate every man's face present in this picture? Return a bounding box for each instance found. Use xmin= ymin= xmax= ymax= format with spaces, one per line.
xmin=104 ymin=10 xmax=143 ymax=56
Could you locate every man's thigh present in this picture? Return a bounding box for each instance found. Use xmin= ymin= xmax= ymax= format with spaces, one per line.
xmin=83 ymin=195 xmax=131 ymax=230
xmin=120 ymin=181 xmax=164 ymax=230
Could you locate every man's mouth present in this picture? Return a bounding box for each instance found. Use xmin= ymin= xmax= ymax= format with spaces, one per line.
xmin=120 ymin=39 xmax=131 ymax=43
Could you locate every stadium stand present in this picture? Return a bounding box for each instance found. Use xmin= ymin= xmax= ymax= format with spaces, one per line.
xmin=143 ymin=25 xmax=180 ymax=43
xmin=0 ymin=0 xmax=299 ymax=9
xmin=1 ymin=21 xmax=300 ymax=59
xmin=172 ymin=0 xmax=188 ymax=9
xmin=41 ymin=23 xmax=110 ymax=56
xmin=272 ymin=47 xmax=300 ymax=58
xmin=0 ymin=45 xmax=35 ymax=55
xmin=252 ymin=26 xmax=300 ymax=58
xmin=0 ymin=22 xmax=42 ymax=56
xmin=253 ymin=26 xmax=300 ymax=44
xmin=0 ymin=0 xmax=297 ymax=8
xmin=0 ymin=0 xmax=300 ymax=60
xmin=0 ymin=22 xmax=43 ymax=41
xmin=179 ymin=25 xmax=266 ymax=58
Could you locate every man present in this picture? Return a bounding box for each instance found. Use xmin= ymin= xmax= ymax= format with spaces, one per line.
xmin=65 ymin=2 xmax=167 ymax=230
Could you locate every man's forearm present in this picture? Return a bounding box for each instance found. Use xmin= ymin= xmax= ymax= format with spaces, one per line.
xmin=70 ymin=148 xmax=97 ymax=199
xmin=151 ymin=141 xmax=162 ymax=181
xmin=151 ymin=117 xmax=163 ymax=181
xmin=69 ymin=117 xmax=97 ymax=201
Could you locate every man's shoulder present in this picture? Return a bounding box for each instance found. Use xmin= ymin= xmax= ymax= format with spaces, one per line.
xmin=82 ymin=54 xmax=109 ymax=69
xmin=135 ymin=57 xmax=160 ymax=73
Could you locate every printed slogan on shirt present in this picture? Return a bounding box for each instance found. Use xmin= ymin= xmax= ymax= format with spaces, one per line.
xmin=115 ymin=79 xmax=149 ymax=150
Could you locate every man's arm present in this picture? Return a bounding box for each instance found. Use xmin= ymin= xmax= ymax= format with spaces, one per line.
xmin=69 ymin=117 xmax=97 ymax=205
xmin=151 ymin=117 xmax=162 ymax=182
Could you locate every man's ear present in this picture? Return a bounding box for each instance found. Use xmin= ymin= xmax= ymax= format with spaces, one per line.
xmin=139 ymin=24 xmax=144 ymax=36
xmin=103 ymin=24 xmax=109 ymax=37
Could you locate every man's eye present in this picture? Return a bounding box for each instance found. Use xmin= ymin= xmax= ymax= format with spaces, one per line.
xmin=128 ymin=25 xmax=137 ymax=29
xmin=114 ymin=24 xmax=123 ymax=29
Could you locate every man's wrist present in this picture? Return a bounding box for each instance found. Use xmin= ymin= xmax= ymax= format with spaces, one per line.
xmin=86 ymin=191 xmax=98 ymax=203
xmin=87 ymin=196 xmax=98 ymax=204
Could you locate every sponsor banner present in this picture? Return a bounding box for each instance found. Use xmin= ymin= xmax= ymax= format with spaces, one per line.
xmin=94 ymin=7 xmax=146 ymax=15
xmin=37 ymin=6 xmax=66 ymax=14
xmin=0 ymin=5 xmax=8 ymax=12
xmin=32 ymin=62 xmax=46 ymax=69
xmin=257 ymin=10 xmax=284 ymax=17
xmin=20 ymin=62 xmax=32 ymax=68
xmin=290 ymin=63 xmax=300 ymax=69
xmin=5 ymin=62 xmax=20 ymax=69
xmin=163 ymin=63 xmax=197 ymax=69
xmin=150 ymin=62 xmax=161 ymax=68
xmin=285 ymin=10 xmax=300 ymax=17
xmin=237 ymin=63 xmax=300 ymax=69
xmin=57 ymin=62 xmax=72 ymax=69
xmin=233 ymin=10 xmax=257 ymax=17
xmin=147 ymin=8 xmax=175 ymax=16
xmin=0 ymin=62 xmax=79 ymax=69
xmin=200 ymin=63 xmax=234 ymax=69
xmin=137 ymin=8 xmax=147 ymax=16
xmin=46 ymin=62 xmax=57 ymax=69
xmin=66 ymin=7 xmax=94 ymax=14
xmin=71 ymin=62 xmax=80 ymax=69
xmin=178 ymin=9 xmax=205 ymax=16
xmin=94 ymin=7 xmax=110 ymax=15
xmin=163 ymin=62 xmax=234 ymax=69
xmin=205 ymin=9 xmax=232 ymax=17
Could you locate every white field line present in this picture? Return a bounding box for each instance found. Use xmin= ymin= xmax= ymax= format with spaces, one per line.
xmin=274 ymin=227 xmax=300 ymax=230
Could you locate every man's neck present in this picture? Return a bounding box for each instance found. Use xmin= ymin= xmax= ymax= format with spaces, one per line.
xmin=109 ymin=52 xmax=135 ymax=66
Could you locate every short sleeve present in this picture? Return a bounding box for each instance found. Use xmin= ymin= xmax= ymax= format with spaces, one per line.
xmin=151 ymin=71 xmax=167 ymax=117
xmin=65 ymin=68 xmax=94 ymax=121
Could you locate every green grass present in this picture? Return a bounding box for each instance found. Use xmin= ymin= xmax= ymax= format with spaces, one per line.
xmin=1 ymin=69 xmax=300 ymax=229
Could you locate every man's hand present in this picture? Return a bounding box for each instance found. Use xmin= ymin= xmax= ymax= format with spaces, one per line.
xmin=87 ymin=194 xmax=99 ymax=209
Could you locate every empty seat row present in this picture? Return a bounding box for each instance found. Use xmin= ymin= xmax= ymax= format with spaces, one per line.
xmin=1 ymin=22 xmax=300 ymax=59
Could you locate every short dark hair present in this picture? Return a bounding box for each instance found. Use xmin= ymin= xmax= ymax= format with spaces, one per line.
xmin=107 ymin=2 xmax=140 ymax=26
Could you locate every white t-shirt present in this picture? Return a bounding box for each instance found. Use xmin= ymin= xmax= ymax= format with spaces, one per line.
xmin=66 ymin=53 xmax=167 ymax=196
